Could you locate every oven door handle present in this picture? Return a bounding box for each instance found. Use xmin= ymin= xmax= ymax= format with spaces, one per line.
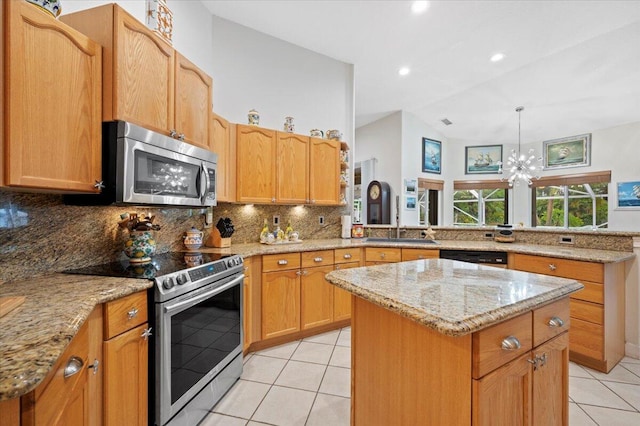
xmin=164 ymin=274 xmax=245 ymax=315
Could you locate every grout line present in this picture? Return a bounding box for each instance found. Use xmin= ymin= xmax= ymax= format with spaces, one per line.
xmin=574 ymin=402 xmax=600 ymax=425
xmin=576 ymin=401 xmax=638 ymax=414
xmin=599 ymin=381 xmax=640 ymax=413
xmin=619 ymin=363 xmax=640 ymax=380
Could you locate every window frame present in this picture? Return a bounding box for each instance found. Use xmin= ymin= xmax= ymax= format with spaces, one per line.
xmin=453 ymin=180 xmax=510 ymax=226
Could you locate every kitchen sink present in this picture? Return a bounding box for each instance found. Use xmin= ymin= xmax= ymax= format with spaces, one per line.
xmin=365 ymin=237 xmax=439 ymax=244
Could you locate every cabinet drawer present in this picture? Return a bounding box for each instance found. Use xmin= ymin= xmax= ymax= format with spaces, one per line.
xmin=472 ymin=313 xmax=532 ymax=379
xmin=104 ymin=291 xmax=148 ymax=339
xmin=533 ymin=298 xmax=570 ymax=347
xmin=301 ymin=250 xmax=335 ymax=268
xmin=401 ymin=248 xmax=439 ymax=261
xmin=570 ymin=318 xmax=604 ymax=360
xmin=262 ymin=253 xmax=301 ymax=272
xmin=570 ymin=299 xmax=604 ymax=325
xmin=365 ymin=247 xmax=401 ymax=263
xmin=570 ymin=280 xmax=603 ymax=304
xmin=335 ymin=261 xmax=360 ymax=271
xmin=512 ymin=254 xmax=603 ymax=283
xmin=334 ymin=248 xmax=361 ymax=264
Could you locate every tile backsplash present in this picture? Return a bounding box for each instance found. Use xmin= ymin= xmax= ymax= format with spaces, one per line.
xmin=0 ymin=190 xmax=348 ymax=282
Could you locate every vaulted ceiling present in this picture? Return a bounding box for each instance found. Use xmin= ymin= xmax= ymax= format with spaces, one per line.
xmin=202 ymin=1 xmax=640 ymax=144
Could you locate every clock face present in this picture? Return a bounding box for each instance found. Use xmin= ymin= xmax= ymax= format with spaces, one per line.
xmin=369 ymin=185 xmax=380 ymax=200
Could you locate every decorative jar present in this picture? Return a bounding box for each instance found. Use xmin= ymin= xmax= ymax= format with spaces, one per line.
xmin=26 ymin=0 xmax=62 ymax=18
xmin=284 ymin=117 xmax=295 ymax=133
xmin=123 ymin=231 xmax=157 ymax=263
xmin=248 ymin=109 xmax=260 ymax=125
xmin=183 ymin=227 xmax=204 ymax=250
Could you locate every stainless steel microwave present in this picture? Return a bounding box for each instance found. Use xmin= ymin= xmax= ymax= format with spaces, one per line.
xmin=102 ymin=121 xmax=217 ymax=207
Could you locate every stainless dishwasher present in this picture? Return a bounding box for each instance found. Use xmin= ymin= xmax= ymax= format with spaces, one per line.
xmin=439 ymin=249 xmax=508 ymax=268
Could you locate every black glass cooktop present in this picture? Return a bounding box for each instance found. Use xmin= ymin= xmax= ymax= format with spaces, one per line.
xmin=64 ymin=252 xmax=231 ymax=280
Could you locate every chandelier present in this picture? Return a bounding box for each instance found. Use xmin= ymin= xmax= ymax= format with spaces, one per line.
xmin=498 ymin=106 xmax=541 ymax=186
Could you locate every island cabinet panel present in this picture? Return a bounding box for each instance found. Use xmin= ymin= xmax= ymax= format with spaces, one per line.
xmin=309 ymin=137 xmax=341 ymax=205
xmin=236 ymin=125 xmax=277 ymax=203
xmin=531 ymin=333 xmax=570 ymax=426
xmin=352 ymin=297 xmax=472 ymax=426
xmin=301 ymin=264 xmax=335 ymax=330
xmin=333 ymin=260 xmax=360 ymax=321
xmin=510 ymin=253 xmax=625 ymax=373
xmin=0 ymin=399 xmax=20 ymax=426
xmin=3 ymin=0 xmax=102 ymax=193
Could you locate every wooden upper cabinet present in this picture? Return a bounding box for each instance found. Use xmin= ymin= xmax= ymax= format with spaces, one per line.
xmin=2 ymin=1 xmax=102 ymax=192
xmin=175 ymin=52 xmax=212 ymax=147
xmin=277 ymin=133 xmax=309 ymax=204
xmin=60 ymin=4 xmax=212 ymax=147
xmin=211 ymin=112 xmax=235 ymax=202
xmin=309 ymin=137 xmax=341 ymax=205
xmin=236 ymin=125 xmax=277 ymax=203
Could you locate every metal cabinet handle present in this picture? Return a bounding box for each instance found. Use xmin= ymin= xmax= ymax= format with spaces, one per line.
xmin=296 ymin=270 xmax=302 ymax=276
xmin=169 ymin=129 xmax=178 ymax=138
xmin=64 ymin=356 xmax=84 ymax=378
xmin=501 ymin=336 xmax=522 ymax=351
xmin=343 ymin=254 xmax=352 ymax=259
xmin=549 ymin=264 xmax=557 ymax=271
xmin=128 ymin=307 xmax=138 ymax=319
xmin=88 ymin=359 xmax=99 ymax=375
xmin=418 ymin=255 xmax=424 ymax=259
xmin=141 ymin=327 xmax=152 ymax=340
xmin=380 ymin=253 xmax=386 ymax=259
xmin=314 ymin=257 xmax=323 ymax=263
xmin=527 ymin=358 xmax=538 ymax=370
xmin=548 ymin=316 xmax=565 ymax=328
xmin=278 ymin=259 xmax=288 ymax=265
xmin=271 ymin=198 xmax=276 ymax=203
xmin=335 ymin=265 xmax=341 ymax=270
xmin=178 ymin=133 xmax=185 ymax=141
xmin=93 ymin=180 xmax=105 ymax=190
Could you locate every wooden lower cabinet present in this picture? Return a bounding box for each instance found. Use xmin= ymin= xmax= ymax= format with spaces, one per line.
xmin=301 ymin=265 xmax=335 ymax=329
xmin=262 ymin=269 xmax=301 ymax=339
xmin=401 ymin=248 xmax=440 ymax=261
xmin=364 ymin=247 xmax=401 ymax=265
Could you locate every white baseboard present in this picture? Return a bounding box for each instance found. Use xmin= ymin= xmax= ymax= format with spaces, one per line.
xmin=626 ymin=342 xmax=640 ymax=360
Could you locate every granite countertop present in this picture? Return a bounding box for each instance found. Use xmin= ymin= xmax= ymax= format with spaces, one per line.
xmin=0 ymin=274 xmax=152 ymax=401
xmin=191 ymin=238 xmax=635 ymax=263
xmin=325 ymin=258 xmax=584 ymax=336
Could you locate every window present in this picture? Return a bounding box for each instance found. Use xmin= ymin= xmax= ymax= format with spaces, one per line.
xmin=453 ymin=180 xmax=509 ymax=226
xmin=418 ymin=178 xmax=442 ymax=226
xmin=531 ymin=171 xmax=610 ymax=229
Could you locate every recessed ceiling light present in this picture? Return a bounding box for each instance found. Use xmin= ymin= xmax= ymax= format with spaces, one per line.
xmin=411 ymin=1 xmax=430 ymax=14
xmin=490 ymin=53 xmax=505 ymax=62
xmin=398 ymin=67 xmax=410 ymax=76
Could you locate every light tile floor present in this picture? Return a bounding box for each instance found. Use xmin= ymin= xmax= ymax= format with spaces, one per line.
xmin=203 ymin=328 xmax=640 ymax=425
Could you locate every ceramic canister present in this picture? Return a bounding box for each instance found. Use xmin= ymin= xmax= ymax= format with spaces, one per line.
xmin=26 ymin=0 xmax=62 ymax=18
xmin=123 ymin=230 xmax=157 ymax=263
xmin=183 ymin=227 xmax=204 ymax=249
xmin=248 ymin=109 xmax=260 ymax=125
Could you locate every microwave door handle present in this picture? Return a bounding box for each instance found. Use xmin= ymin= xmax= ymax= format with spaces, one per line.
xmin=164 ymin=274 xmax=245 ymax=315
xmin=200 ymin=163 xmax=210 ymax=204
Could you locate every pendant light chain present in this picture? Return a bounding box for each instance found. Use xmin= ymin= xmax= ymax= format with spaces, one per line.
xmin=498 ymin=106 xmax=542 ymax=186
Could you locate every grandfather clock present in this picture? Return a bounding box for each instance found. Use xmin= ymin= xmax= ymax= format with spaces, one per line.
xmin=367 ymin=180 xmax=391 ymax=224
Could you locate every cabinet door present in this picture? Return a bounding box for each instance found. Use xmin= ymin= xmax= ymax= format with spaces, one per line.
xmin=532 ymin=332 xmax=569 ymax=426
xmin=243 ymin=272 xmax=252 ymax=351
xmin=236 ymin=125 xmax=277 ymax=203
xmin=472 ymin=353 xmax=533 ymax=426
xmin=174 ymin=52 xmax=212 ymax=147
xmin=277 ymin=133 xmax=309 ymax=204
xmin=333 ymin=261 xmax=360 ymax=321
xmin=301 ymin=265 xmax=335 ymax=330
xmin=104 ymin=323 xmax=149 ymax=426
xmin=114 ymin=6 xmax=175 ymax=134
xmin=4 ymin=0 xmax=102 ymax=192
xmin=262 ymin=270 xmax=300 ymax=339
xmin=211 ymin=112 xmax=235 ymax=202
xmin=309 ymin=138 xmax=341 ymax=205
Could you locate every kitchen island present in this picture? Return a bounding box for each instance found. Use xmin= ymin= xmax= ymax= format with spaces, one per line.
xmin=325 ymin=258 xmax=584 ymax=425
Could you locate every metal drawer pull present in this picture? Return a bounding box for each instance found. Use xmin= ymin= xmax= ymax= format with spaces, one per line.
xmin=314 ymin=257 xmax=323 ymax=263
xmin=64 ymin=356 xmax=84 ymax=378
xmin=278 ymin=259 xmax=288 ymax=265
xmin=548 ymin=316 xmax=565 ymax=328
xmin=343 ymin=254 xmax=352 ymax=259
xmin=88 ymin=359 xmax=99 ymax=375
xmin=128 ymin=307 xmax=138 ymax=319
xmin=141 ymin=327 xmax=153 ymax=340
xmin=549 ymin=264 xmax=557 ymax=271
xmin=501 ymin=336 xmax=522 ymax=351
xmin=380 ymin=253 xmax=386 ymax=258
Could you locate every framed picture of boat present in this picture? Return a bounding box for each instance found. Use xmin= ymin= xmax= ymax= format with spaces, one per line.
xmin=465 ymin=145 xmax=502 ymax=174
xmin=422 ymin=138 xmax=442 ymax=174
xmin=543 ymin=133 xmax=591 ymax=170
xmin=616 ymin=181 xmax=640 ymax=209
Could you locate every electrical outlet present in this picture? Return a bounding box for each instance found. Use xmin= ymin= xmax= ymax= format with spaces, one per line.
xmin=319 ymin=216 xmax=325 ymax=225
xmin=484 ymin=232 xmax=494 ymax=239
xmin=559 ymin=235 xmax=574 ymax=244
xmin=273 ymin=215 xmax=280 ymax=226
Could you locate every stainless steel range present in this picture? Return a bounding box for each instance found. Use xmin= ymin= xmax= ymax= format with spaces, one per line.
xmin=66 ymin=252 xmax=244 ymax=426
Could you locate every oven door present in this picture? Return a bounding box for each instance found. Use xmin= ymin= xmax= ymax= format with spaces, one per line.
xmin=156 ymin=273 xmax=243 ymax=425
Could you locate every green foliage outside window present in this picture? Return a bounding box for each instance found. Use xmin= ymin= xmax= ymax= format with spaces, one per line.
xmin=454 ymin=188 xmax=507 ymax=226
xmin=534 ymin=183 xmax=608 ymax=229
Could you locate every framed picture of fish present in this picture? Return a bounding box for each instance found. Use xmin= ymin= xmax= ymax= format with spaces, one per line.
xmin=543 ymin=133 xmax=591 ymax=170
xmin=465 ymin=145 xmax=503 ymax=174
xmin=422 ymin=138 xmax=442 ymax=174
xmin=616 ymin=181 xmax=640 ymax=209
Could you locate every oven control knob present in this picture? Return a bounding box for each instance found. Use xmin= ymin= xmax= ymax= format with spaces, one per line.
xmin=227 ymin=259 xmax=235 ymax=268
xmin=234 ymin=257 xmax=241 ymax=266
xmin=176 ymin=274 xmax=188 ymax=285
xmin=163 ymin=277 xmax=175 ymax=290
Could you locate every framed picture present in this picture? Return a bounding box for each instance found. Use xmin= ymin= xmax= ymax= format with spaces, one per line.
xmin=405 ymin=195 xmax=417 ymax=210
xmin=465 ymin=145 xmax=503 ymax=174
xmin=543 ymin=133 xmax=591 ymax=170
xmin=616 ymin=181 xmax=640 ymax=209
xmin=404 ymin=178 xmax=417 ymax=195
xmin=422 ymin=138 xmax=442 ymax=174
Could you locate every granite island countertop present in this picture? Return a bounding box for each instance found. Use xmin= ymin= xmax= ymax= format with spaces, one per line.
xmin=0 ymin=274 xmax=152 ymax=401
xmin=325 ymin=258 xmax=584 ymax=336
